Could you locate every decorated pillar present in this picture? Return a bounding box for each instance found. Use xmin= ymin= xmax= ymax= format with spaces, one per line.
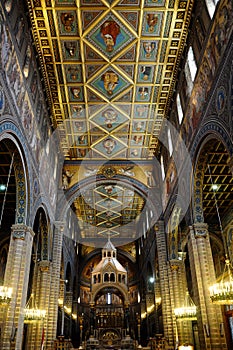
xmin=1 ymin=224 xmax=34 ymax=350
xmin=46 ymin=221 xmax=64 ymax=346
xmin=169 ymin=254 xmax=193 ymax=347
xmin=155 ymin=221 xmax=175 ymax=347
xmin=187 ymin=223 xmax=227 ymax=349
xmin=25 ymin=260 xmax=52 ymax=350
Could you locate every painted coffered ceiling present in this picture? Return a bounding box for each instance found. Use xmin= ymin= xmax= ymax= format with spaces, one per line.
xmin=27 ymin=0 xmax=194 ymax=161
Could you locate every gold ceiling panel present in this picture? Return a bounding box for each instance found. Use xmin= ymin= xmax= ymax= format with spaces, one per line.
xmin=27 ymin=0 xmax=194 ymax=160
xmin=73 ymin=182 xmax=145 ymax=241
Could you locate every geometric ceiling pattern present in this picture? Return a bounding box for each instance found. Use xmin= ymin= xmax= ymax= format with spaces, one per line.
xmin=72 ymin=182 xmax=145 ymax=243
xmin=27 ymin=0 xmax=194 ymax=160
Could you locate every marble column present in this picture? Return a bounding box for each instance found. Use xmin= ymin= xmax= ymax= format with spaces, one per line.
xmin=1 ymin=224 xmax=34 ymax=350
xmin=46 ymin=221 xmax=64 ymax=347
xmin=187 ymin=223 xmax=227 ymax=349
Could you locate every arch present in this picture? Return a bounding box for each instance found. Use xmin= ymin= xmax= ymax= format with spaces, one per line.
xmin=0 ymin=245 xmax=8 ymax=285
xmin=191 ymin=126 xmax=233 ymax=225
xmin=27 ymin=207 xmax=50 ymax=298
xmin=56 ymin=174 xmax=159 ymax=248
xmin=110 ymin=272 xmax=115 ymax=282
xmin=191 ymin=121 xmax=233 ymax=159
xmin=31 ymin=203 xmax=53 ymax=261
xmin=147 ymin=261 xmax=154 ymax=292
xmin=31 ymin=207 xmax=51 ymax=261
xmin=104 ymin=273 xmax=109 ymax=282
xmin=91 ymin=283 xmax=128 ymax=305
xmin=65 ymin=262 xmax=72 ymax=292
xmin=0 ymin=123 xmax=32 ymax=226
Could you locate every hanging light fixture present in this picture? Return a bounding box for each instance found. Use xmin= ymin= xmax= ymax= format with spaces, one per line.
xmin=207 ymin=164 xmax=233 ymax=305
xmin=0 ymin=286 xmax=13 ymax=305
xmin=209 ymin=258 xmax=233 ymax=304
xmin=174 ymin=291 xmax=197 ymax=321
xmin=24 ymin=294 xmax=46 ymax=323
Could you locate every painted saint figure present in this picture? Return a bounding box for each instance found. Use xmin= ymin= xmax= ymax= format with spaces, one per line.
xmin=101 ymin=71 xmax=119 ymax=95
xmin=142 ymin=42 xmax=156 ymax=59
xmin=103 ymin=138 xmax=117 ymax=154
xmin=71 ymin=87 xmax=81 ymax=99
xmin=102 ymin=108 xmax=118 ymax=128
xmin=61 ymin=12 xmax=75 ymax=32
xmin=64 ymin=41 xmax=77 ymax=57
xmin=140 ymin=66 xmax=152 ymax=81
xmin=146 ymin=13 xmax=159 ymax=33
xmin=100 ymin=20 xmax=120 ymax=52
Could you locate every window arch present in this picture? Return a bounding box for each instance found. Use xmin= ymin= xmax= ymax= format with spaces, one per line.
xmin=110 ymin=273 xmax=115 ymax=282
xmin=177 ymin=94 xmax=183 ymax=124
xmin=167 ymin=127 xmax=173 ymax=156
xmin=205 ymin=0 xmax=220 ymax=18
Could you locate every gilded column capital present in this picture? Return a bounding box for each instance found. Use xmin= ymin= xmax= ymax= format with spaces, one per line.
xmin=54 ymin=221 xmax=65 ymax=231
xmin=11 ymin=224 xmax=34 ymax=240
xmin=38 ymin=260 xmax=51 ymax=272
xmin=169 ymin=259 xmax=183 ymax=271
xmin=190 ymin=223 xmax=209 ymax=238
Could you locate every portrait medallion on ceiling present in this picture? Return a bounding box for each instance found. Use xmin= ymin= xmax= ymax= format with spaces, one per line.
xmin=61 ymin=40 xmax=80 ymax=61
xmin=65 ymin=65 xmax=82 ymax=83
xmin=85 ymin=14 xmax=135 ymax=59
xmin=142 ymin=12 xmax=164 ymax=36
xmin=93 ymin=135 xmax=126 ymax=159
xmin=90 ymin=106 xmax=129 ymax=133
xmin=57 ymin=11 xmax=78 ymax=35
xmin=90 ymin=67 xmax=131 ymax=101
xmin=139 ymin=41 xmax=159 ymax=61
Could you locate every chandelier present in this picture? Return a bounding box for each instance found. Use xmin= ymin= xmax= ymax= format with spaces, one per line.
xmin=209 ymin=258 xmax=233 ymax=305
xmin=0 ymin=286 xmax=13 ymax=305
xmin=174 ymin=291 xmax=197 ymax=321
xmin=24 ymin=294 xmax=46 ymax=323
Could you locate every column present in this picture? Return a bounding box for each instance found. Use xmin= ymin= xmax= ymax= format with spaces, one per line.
xmin=46 ymin=221 xmax=64 ymax=348
xmin=155 ymin=221 xmax=175 ymax=347
xmin=188 ymin=223 xmax=227 ymax=349
xmin=169 ymin=255 xmax=193 ymax=346
xmin=1 ymin=224 xmax=34 ymax=350
xmin=25 ymin=260 xmax=52 ymax=349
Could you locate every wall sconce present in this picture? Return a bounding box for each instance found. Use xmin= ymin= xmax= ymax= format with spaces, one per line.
xmin=204 ymin=323 xmax=210 ymax=337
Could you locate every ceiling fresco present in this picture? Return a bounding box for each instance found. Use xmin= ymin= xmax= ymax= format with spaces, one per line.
xmin=27 ymin=0 xmax=194 ymax=161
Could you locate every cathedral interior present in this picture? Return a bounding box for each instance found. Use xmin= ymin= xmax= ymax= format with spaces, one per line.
xmin=0 ymin=0 xmax=233 ymax=349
